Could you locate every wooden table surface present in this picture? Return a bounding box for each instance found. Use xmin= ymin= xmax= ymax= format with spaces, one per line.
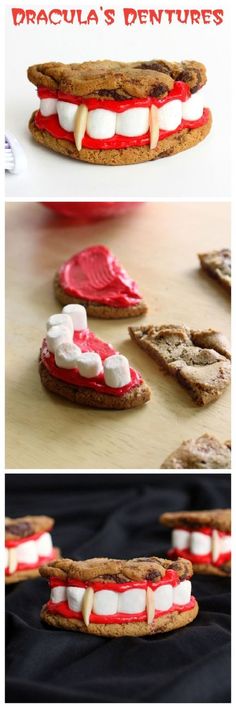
xmin=5 ymin=202 xmax=231 ymax=469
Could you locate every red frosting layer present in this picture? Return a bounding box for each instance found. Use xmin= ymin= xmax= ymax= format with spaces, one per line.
xmin=168 ymin=548 xmax=231 ymax=567
xmin=49 ymin=569 xmax=180 ymax=591
xmin=37 ymin=81 xmax=190 ymax=109
xmin=35 ymin=108 xmax=210 ymax=151
xmin=6 ymin=529 xmax=51 ymax=548
xmin=59 ymin=245 xmax=143 ymax=307
xmin=40 ymin=329 xmax=142 ymax=396
xmin=5 ymin=548 xmax=57 ymax=576
xmin=46 ymin=597 xmax=196 ymax=624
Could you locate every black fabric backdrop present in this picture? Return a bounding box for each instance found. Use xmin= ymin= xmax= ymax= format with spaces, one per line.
xmin=5 ymin=473 xmax=231 ymax=703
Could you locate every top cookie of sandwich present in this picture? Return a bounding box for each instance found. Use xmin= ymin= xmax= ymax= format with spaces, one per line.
xmin=27 ymin=59 xmax=206 ymax=99
xmin=5 ymin=515 xmax=55 ymax=541
xmin=40 ymin=555 xmax=192 ymax=582
xmin=160 ymin=509 xmax=231 ymax=533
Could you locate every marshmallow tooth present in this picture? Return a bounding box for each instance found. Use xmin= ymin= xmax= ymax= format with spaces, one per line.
xmin=212 ymin=529 xmax=221 ymax=563
xmin=47 ymin=313 xmax=74 ymax=335
xmin=46 ymin=325 xmax=73 ymax=354
xmin=77 ymin=352 xmax=103 ymax=378
xmin=8 ymin=548 xmax=17 ymax=575
xmin=62 ymin=304 xmax=87 ymax=331
xmin=57 ymin=100 xmax=78 ymax=132
xmin=104 ymin=354 xmax=131 ymax=388
xmin=50 ymin=586 xmax=67 ymax=603
xmin=87 ymin=109 xmax=116 ymax=140
xmin=67 ymin=586 xmax=86 ymax=612
xmin=82 ymin=587 xmax=94 ymax=626
xmin=149 ymin=105 xmax=159 ymax=149
xmin=40 ymin=98 xmax=57 ymax=117
xmin=173 ymin=580 xmax=191 ymax=606
xmin=146 ymin=586 xmax=155 ymax=624
xmin=55 ymin=342 xmax=81 ymax=370
xmin=74 ymin=104 xmax=88 ymax=151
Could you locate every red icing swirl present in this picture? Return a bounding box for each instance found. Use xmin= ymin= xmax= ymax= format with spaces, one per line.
xmin=40 ymin=329 xmax=142 ymax=396
xmin=59 ymin=246 xmax=143 ymax=307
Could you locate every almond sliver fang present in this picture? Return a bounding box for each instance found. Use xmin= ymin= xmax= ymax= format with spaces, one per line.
xmin=74 ymin=105 xmax=88 ymax=151
xmin=150 ymin=105 xmax=159 ymax=150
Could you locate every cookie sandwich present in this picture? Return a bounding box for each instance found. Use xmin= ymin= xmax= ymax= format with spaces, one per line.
xmin=54 ymin=245 xmax=147 ymax=318
xmin=27 ymin=59 xmax=211 ymax=166
xmin=5 ymin=515 xmax=60 ymax=584
xmin=160 ymin=509 xmax=231 ymax=576
xmin=129 ymin=324 xmax=231 ymax=405
xmin=161 ymin=434 xmax=231 ymax=469
xmin=39 ymin=556 xmax=198 ymax=637
xmin=39 ymin=305 xmax=150 ymax=409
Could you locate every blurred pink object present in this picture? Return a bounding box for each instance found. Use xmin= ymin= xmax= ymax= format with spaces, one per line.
xmin=41 ymin=202 xmax=142 ymax=222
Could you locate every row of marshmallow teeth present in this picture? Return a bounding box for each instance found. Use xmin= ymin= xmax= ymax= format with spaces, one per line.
xmin=46 ymin=304 xmax=131 ymax=388
xmin=50 ymin=580 xmax=192 ymax=626
xmin=40 ymin=89 xmax=205 ymax=148
xmin=5 ymin=533 xmax=53 ymax=574
xmin=172 ymin=529 xmax=231 ymax=563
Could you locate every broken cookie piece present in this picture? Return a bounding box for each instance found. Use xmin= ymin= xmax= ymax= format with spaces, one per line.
xmin=161 ymin=434 xmax=231 ymax=469
xmin=39 ymin=555 xmax=198 ymax=636
xmin=198 ymin=248 xmax=231 ymax=291
xmin=129 ymin=324 xmax=231 ymax=405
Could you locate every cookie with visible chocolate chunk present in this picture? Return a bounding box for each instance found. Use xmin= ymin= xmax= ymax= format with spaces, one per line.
xmin=27 ymin=58 xmax=211 ymax=166
xmin=161 ymin=434 xmax=231 ymax=469
xmin=199 ymin=248 xmax=231 ymax=291
xmin=39 ymin=555 xmax=198 ymax=636
xmin=160 ymin=509 xmax=231 ymax=577
xmin=5 ymin=515 xmax=60 ymax=584
xmin=129 ymin=324 xmax=231 ymax=405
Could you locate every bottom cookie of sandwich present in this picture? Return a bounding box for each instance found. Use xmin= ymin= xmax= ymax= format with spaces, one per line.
xmin=39 ymin=360 xmax=151 ymax=410
xmin=40 ymin=601 xmax=199 ymax=637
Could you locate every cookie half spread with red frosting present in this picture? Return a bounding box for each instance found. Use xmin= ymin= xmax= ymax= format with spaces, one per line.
xmin=27 ymin=59 xmax=212 ymax=166
xmin=39 ymin=305 xmax=151 ymax=409
xmin=54 ymin=245 xmax=147 ymax=318
xmin=39 ymin=556 xmax=199 ymax=636
xmin=5 ymin=515 xmax=60 ymax=584
xmin=160 ymin=509 xmax=231 ymax=577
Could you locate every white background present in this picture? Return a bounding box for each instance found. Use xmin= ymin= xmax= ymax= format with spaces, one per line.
xmin=5 ymin=0 xmax=230 ymax=200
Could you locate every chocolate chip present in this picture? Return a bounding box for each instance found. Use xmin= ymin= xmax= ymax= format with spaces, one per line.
xmin=5 ymin=521 xmax=33 ymax=537
xmin=150 ymin=84 xmax=169 ymax=98
xmin=146 ymin=570 xmax=161 ymax=581
xmin=96 ymin=89 xmax=129 ymax=100
xmin=137 ymin=62 xmax=170 ymax=75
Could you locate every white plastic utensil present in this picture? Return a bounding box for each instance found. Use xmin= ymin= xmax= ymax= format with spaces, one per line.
xmin=5 ymin=131 xmax=27 ymax=174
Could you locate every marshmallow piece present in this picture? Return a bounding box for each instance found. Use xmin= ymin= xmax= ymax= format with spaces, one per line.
xmin=118 ymin=589 xmax=146 ymax=614
xmin=221 ymin=534 xmax=231 ymax=554
xmin=190 ymin=531 xmax=211 ymax=556
xmin=182 ymin=90 xmax=204 ymax=121
xmin=87 ymin=109 xmax=116 ymax=139
xmin=50 ymin=586 xmax=66 ymax=603
xmin=46 ymin=325 xmax=72 ymax=354
xmin=158 ymin=100 xmax=182 ymax=131
xmin=57 ymin=100 xmax=78 ymax=132
xmin=40 ymin=98 xmax=57 ymax=117
xmin=116 ymin=108 xmax=149 ymax=137
xmin=172 ymin=529 xmax=190 ymax=551
xmin=62 ymin=304 xmax=87 ymax=331
xmin=36 ymin=532 xmax=53 ymax=557
xmin=155 ymin=584 xmax=173 ymax=611
xmin=173 ymin=580 xmax=191 ymax=606
xmin=77 ymin=352 xmax=103 ymax=379
xmin=104 ymin=354 xmax=131 ymax=389
xmin=93 ymin=590 xmax=118 ymax=616
xmin=5 ymin=548 xmax=9 ymax=569
xmin=17 ymin=540 xmax=38 ymax=565
xmin=47 ymin=313 xmax=74 ymax=335
xmin=55 ymin=342 xmax=81 ymax=370
xmin=67 ymin=586 xmax=86 ymax=612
